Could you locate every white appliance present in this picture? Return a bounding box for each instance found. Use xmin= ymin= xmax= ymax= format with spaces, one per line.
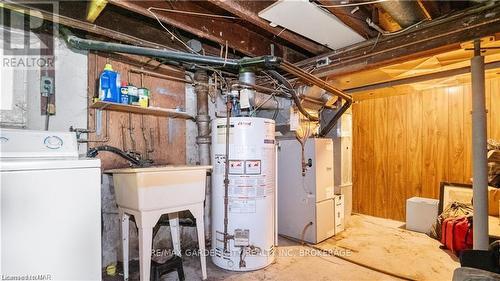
xmin=278 ymin=138 xmax=337 ymax=244
xmin=406 ymin=197 xmax=439 ymax=234
xmin=0 ymin=129 xmax=101 ymax=280
xmin=211 ymin=117 xmax=276 ymax=271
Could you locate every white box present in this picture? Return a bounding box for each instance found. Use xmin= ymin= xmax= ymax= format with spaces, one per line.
xmin=406 ymin=197 xmax=439 ymax=234
xmin=335 ymin=195 xmax=345 ymax=234
xmin=278 ymin=138 xmax=335 ymax=244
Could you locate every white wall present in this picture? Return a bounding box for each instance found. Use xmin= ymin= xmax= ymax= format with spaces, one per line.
xmin=26 ymin=37 xmax=88 ymax=132
xmin=1 ymin=33 xmax=87 ymax=133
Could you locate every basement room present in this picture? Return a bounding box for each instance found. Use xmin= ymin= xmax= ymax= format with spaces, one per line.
xmin=1 ymin=0 xmax=500 ymax=280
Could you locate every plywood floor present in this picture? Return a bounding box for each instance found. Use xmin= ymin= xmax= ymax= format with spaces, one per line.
xmin=105 ymin=214 xmax=459 ymax=281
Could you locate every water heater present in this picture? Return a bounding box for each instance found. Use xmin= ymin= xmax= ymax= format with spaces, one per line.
xmin=211 ymin=117 xmax=276 ymax=271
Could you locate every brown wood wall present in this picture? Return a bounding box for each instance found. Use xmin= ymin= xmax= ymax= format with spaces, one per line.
xmin=87 ymin=53 xmax=187 ymax=170
xmin=352 ymin=77 xmax=500 ymax=221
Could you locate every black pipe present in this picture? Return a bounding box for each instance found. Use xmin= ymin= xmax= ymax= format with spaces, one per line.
xmin=267 ymin=70 xmax=319 ymax=122
xmin=87 ymin=145 xmax=153 ymax=167
xmin=60 ymin=28 xmax=240 ymax=68
xmin=318 ymin=99 xmax=352 ymax=137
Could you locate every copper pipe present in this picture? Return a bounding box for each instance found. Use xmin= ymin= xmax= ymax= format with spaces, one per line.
xmin=279 ymin=61 xmax=352 ymax=102
xmin=130 ymin=68 xmax=192 ymax=84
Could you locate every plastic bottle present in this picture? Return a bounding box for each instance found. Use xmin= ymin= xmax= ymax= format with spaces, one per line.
xmin=99 ymin=64 xmax=120 ymax=103
xmin=120 ymin=81 xmax=129 ymax=104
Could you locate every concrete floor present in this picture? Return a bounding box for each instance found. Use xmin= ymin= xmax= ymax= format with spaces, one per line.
xmin=104 ymin=214 xmax=459 ymax=281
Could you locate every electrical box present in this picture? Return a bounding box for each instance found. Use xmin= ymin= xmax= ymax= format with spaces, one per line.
xmin=277 ymin=138 xmax=336 ymax=244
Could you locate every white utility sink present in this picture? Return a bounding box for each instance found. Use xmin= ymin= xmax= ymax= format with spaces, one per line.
xmin=107 ymin=165 xmax=212 ymax=280
xmin=106 ymin=165 xmax=211 ymax=211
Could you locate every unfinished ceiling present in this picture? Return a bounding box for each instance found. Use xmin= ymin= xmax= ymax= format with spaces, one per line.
xmin=329 ymin=36 xmax=500 ymax=91
xmin=11 ymin=0 xmax=484 ymax=63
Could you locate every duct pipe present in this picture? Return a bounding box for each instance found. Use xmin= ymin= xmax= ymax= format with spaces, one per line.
xmin=471 ymin=39 xmax=489 ymax=250
xmin=378 ymin=1 xmax=427 ymax=28
xmin=239 ymin=70 xmax=256 ymax=112
xmin=194 ymin=70 xmax=212 ymax=240
xmin=268 ymin=70 xmax=319 ymax=122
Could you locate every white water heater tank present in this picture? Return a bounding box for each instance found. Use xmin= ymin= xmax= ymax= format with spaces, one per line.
xmin=211 ymin=117 xmax=276 ymax=271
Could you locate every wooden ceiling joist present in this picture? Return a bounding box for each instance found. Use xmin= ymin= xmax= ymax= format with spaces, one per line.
xmin=207 ymin=0 xmax=330 ymax=55
xmin=419 ymin=0 xmax=442 ymax=19
xmin=316 ymin=0 xmax=378 ymax=38
xmin=297 ymin=4 xmax=500 ymax=78
xmin=107 ymin=0 xmax=302 ymax=59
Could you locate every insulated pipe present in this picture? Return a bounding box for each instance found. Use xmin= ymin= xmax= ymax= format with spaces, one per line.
xmin=471 ymin=39 xmax=489 ymax=250
xmin=194 ymin=70 xmax=212 ymax=241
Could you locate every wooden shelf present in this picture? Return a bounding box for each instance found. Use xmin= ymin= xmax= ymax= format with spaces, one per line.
xmin=90 ymin=101 xmax=194 ymax=120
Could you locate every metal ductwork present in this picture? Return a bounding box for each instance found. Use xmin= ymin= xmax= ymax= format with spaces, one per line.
xmin=378 ymin=1 xmax=427 ymax=28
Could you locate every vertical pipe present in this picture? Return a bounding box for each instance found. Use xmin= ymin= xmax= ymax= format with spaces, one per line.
xmin=239 ymin=70 xmax=256 ymax=115
xmin=223 ymin=101 xmax=232 ymax=252
xmin=471 ymin=39 xmax=489 ymax=250
xmin=194 ymin=70 xmax=212 ymax=240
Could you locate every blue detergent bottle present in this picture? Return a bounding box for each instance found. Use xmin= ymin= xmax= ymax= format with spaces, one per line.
xmin=99 ymin=64 xmax=120 ymax=102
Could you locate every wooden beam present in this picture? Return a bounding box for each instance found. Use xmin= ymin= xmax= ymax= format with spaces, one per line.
xmin=4 ymin=2 xmax=174 ymax=51
xmin=419 ymin=0 xmax=441 ymax=19
xmin=207 ymin=0 xmax=329 ymax=55
xmin=316 ymin=0 xmax=378 ymax=38
xmin=107 ymin=0 xmax=297 ymax=58
xmin=297 ymin=4 xmax=500 ymax=78
xmin=14 ymin=1 xmax=231 ymax=58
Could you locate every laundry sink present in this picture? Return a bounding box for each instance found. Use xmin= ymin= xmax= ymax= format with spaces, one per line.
xmin=106 ymin=165 xmax=211 ymax=211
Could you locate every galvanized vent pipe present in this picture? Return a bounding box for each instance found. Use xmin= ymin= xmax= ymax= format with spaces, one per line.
xmin=194 ymin=70 xmax=212 ymax=240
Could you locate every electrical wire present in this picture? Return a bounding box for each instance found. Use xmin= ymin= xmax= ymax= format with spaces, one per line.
xmin=147 ymin=7 xmax=198 ymax=54
xmin=148 ymin=7 xmax=239 ymax=20
xmin=366 ymin=18 xmax=429 ymax=36
xmin=272 ymin=95 xmax=280 ymax=120
xmin=315 ymin=0 xmax=388 ymax=8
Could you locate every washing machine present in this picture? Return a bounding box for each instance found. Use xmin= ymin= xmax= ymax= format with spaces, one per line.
xmin=0 ymin=129 xmax=101 ymax=280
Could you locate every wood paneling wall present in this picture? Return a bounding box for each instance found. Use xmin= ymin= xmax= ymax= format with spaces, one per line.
xmin=352 ymin=77 xmax=500 ymax=221
xmin=87 ymin=53 xmax=187 ymax=170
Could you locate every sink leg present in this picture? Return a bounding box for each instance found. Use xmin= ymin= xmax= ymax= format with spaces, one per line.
xmin=191 ymin=205 xmax=207 ymax=280
xmin=138 ymin=226 xmax=153 ymax=281
xmin=120 ymin=211 xmax=130 ymax=281
xmin=168 ymin=212 xmax=182 ymax=256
